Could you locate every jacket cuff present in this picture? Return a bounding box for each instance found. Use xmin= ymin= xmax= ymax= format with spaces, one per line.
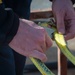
xmin=0 ymin=4 xmax=19 ymax=46
xmin=5 ymin=10 xmax=19 ymax=45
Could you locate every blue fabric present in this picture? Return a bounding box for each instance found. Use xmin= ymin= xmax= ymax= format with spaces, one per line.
xmin=3 ymin=0 xmax=32 ymax=19
xmin=0 ymin=45 xmax=16 ymax=75
xmin=13 ymin=50 xmax=26 ymax=75
xmin=0 ymin=45 xmax=26 ymax=75
xmin=13 ymin=0 xmax=32 ymax=19
xmin=0 ymin=0 xmax=32 ymax=75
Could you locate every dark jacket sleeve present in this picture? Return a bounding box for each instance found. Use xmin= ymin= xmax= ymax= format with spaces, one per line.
xmin=71 ymin=0 xmax=75 ymax=4
xmin=0 ymin=3 xmax=19 ymax=46
xmin=49 ymin=0 xmax=75 ymax=4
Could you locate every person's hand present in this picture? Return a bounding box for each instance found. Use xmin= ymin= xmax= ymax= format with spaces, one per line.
xmin=9 ymin=19 xmax=52 ymax=62
xmin=52 ymin=0 xmax=75 ymax=40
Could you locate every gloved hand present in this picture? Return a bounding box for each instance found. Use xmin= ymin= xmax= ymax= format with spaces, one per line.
xmin=9 ymin=19 xmax=52 ymax=62
xmin=52 ymin=0 xmax=75 ymax=40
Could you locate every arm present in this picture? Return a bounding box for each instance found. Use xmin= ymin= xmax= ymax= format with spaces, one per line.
xmin=0 ymin=0 xmax=53 ymax=61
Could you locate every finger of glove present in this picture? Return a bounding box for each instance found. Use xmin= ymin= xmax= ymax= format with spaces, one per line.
xmin=29 ymin=50 xmax=47 ymax=62
xmin=55 ymin=14 xmax=65 ymax=34
xmin=65 ymin=33 xmax=75 ymax=40
xmin=45 ymin=32 xmax=53 ymax=49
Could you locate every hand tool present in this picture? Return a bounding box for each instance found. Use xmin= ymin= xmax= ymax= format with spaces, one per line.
xmin=29 ymin=19 xmax=75 ymax=75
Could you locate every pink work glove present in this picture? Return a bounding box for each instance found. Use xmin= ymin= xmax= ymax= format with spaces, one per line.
xmin=52 ymin=0 xmax=75 ymax=40
xmin=9 ymin=19 xmax=52 ymax=62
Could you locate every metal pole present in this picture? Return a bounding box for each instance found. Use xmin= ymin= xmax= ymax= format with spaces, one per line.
xmin=58 ymin=48 xmax=67 ymax=75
